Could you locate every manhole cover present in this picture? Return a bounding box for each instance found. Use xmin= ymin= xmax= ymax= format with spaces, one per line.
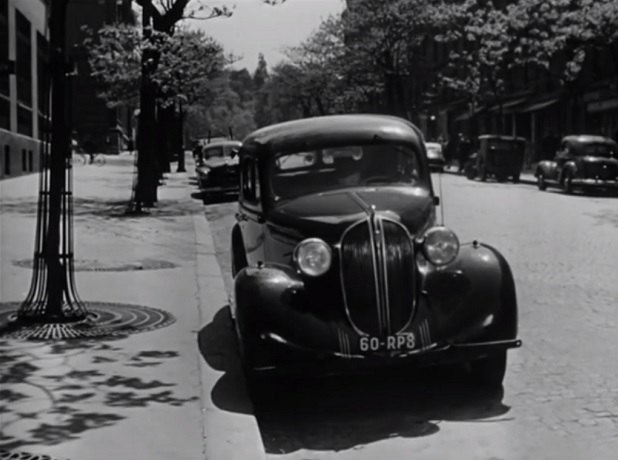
xmin=0 ymin=452 xmax=66 ymax=460
xmin=12 ymin=259 xmax=178 ymax=272
xmin=0 ymin=301 xmax=175 ymax=340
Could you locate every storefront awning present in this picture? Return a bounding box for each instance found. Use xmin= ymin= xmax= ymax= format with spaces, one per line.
xmin=519 ymin=97 xmax=560 ymax=113
xmin=453 ymin=106 xmax=486 ymax=122
xmin=488 ymin=97 xmax=528 ymax=113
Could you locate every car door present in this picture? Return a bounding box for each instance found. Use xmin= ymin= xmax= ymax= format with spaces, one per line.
xmin=237 ymin=154 xmax=265 ymax=267
xmin=552 ymin=141 xmax=570 ymax=180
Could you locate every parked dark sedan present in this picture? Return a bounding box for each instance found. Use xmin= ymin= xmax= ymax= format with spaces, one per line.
xmin=425 ymin=142 xmax=446 ymax=171
xmin=536 ymin=135 xmax=618 ymax=193
xmin=195 ymin=140 xmax=242 ymax=201
xmin=230 ymin=114 xmax=521 ymax=387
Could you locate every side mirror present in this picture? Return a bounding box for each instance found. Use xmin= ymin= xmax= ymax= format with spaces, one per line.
xmin=433 ymin=196 xmax=440 ymax=206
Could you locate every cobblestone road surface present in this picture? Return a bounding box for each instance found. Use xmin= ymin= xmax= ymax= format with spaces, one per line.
xmin=204 ymin=173 xmax=618 ymax=460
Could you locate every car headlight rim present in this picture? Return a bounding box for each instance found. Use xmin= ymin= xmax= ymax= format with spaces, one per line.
xmin=422 ymin=226 xmax=459 ymax=266
xmin=293 ymin=238 xmax=332 ymax=277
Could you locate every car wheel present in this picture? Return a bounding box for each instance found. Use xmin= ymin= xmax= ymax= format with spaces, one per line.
xmin=469 ymin=351 xmax=507 ymax=387
xmin=537 ymin=172 xmax=547 ymax=190
xmin=480 ymin=165 xmax=487 ymax=182
xmin=512 ymin=173 xmax=520 ymax=183
xmin=563 ymin=173 xmax=574 ymax=194
xmin=464 ymin=163 xmax=476 ymax=180
xmin=496 ymin=173 xmax=508 ymax=183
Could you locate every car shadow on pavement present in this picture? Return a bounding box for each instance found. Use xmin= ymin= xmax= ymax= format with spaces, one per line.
xmin=197 ymin=306 xmax=255 ymax=415
xmin=0 ymin=340 xmax=196 ymax=451
xmin=197 ymin=308 xmax=510 ymax=454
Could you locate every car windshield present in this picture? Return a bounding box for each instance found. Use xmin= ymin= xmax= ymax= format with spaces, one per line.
xmin=577 ymin=143 xmax=616 ymax=158
xmin=486 ymin=139 xmax=524 ymax=153
xmin=203 ymin=145 xmax=236 ymax=159
xmin=270 ymin=144 xmax=423 ymax=200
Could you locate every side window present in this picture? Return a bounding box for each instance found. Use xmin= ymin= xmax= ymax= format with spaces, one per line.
xmin=241 ymin=157 xmax=257 ymax=203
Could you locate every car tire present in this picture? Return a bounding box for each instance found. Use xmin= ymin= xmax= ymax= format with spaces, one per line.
xmin=537 ymin=172 xmax=547 ymax=190
xmin=464 ymin=163 xmax=476 ymax=180
xmin=512 ymin=173 xmax=520 ymax=183
xmin=563 ymin=173 xmax=574 ymax=194
xmin=469 ymin=351 xmax=507 ymax=387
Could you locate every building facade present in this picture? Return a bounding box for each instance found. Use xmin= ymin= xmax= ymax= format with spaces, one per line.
xmin=0 ymin=0 xmax=48 ymax=179
xmin=66 ymin=0 xmax=134 ymax=156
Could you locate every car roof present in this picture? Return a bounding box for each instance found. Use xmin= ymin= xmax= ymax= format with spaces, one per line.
xmin=242 ymin=114 xmax=425 ymax=154
xmin=562 ymin=135 xmax=617 ymax=146
xmin=203 ymin=140 xmax=242 ymax=149
xmin=479 ymin=134 xmax=527 ymax=142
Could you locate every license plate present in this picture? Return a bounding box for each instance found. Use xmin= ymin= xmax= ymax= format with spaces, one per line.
xmin=359 ymin=333 xmax=416 ymax=352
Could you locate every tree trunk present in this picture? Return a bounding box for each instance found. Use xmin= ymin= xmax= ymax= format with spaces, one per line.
xmin=135 ymin=0 xmax=158 ymax=208
xmin=176 ymin=105 xmax=186 ymax=172
xmin=44 ymin=0 xmax=70 ymax=315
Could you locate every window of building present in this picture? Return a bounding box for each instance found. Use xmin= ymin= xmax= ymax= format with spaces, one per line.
xmin=15 ymin=9 xmax=32 ymax=107
xmin=37 ymin=32 xmax=49 ymax=116
xmin=0 ymin=96 xmax=9 ymax=130
xmin=17 ymin=105 xmax=33 ymax=136
xmin=28 ymin=149 xmax=33 ymax=171
xmin=4 ymin=145 xmax=10 ymax=175
xmin=0 ymin=0 xmax=9 ymax=97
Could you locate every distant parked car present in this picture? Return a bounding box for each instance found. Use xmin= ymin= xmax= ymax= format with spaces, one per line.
xmin=535 ymin=135 xmax=618 ymax=194
xmin=195 ymin=140 xmax=242 ymax=202
xmin=464 ymin=135 xmax=526 ymax=182
xmin=231 ymin=114 xmax=521 ymax=387
xmin=425 ymin=142 xmax=446 ymax=171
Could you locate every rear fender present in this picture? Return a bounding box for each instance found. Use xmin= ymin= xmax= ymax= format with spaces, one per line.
xmin=422 ymin=242 xmax=517 ymax=343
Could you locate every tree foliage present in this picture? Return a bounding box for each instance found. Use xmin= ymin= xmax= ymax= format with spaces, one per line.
xmin=84 ymin=24 xmax=226 ymax=109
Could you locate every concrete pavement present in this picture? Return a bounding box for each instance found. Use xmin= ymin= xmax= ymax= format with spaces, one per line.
xmin=0 ymin=154 xmax=264 ymax=459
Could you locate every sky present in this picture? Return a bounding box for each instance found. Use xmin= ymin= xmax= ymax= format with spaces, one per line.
xmin=187 ymin=0 xmax=346 ymax=72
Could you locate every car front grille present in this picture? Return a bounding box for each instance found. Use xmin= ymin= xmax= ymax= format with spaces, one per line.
xmin=581 ymin=162 xmax=618 ymax=180
xmin=210 ymin=166 xmax=239 ymax=185
xmin=339 ymin=216 xmax=416 ymax=336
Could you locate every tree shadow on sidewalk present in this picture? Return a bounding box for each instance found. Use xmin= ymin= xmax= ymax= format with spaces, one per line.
xmin=0 ymin=340 xmax=196 ymax=451
xmin=197 ymin=308 xmax=510 ymax=455
xmin=0 ymin=196 xmax=202 ymax=219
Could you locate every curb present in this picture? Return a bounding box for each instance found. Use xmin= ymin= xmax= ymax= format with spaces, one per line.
xmin=193 ymin=213 xmax=266 ymax=460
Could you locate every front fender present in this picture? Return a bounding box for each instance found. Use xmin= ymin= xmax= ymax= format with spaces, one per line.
xmin=234 ymin=264 xmax=339 ymax=351
xmin=422 ymin=242 xmax=517 ymax=343
xmin=537 ymin=160 xmax=557 ymax=177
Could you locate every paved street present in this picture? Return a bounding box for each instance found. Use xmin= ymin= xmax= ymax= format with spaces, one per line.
xmin=204 ymin=171 xmax=618 ymax=460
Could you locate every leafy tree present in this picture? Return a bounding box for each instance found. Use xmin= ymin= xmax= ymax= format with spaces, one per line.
xmin=85 ymin=24 xmax=225 ymax=109
xmin=253 ymin=53 xmax=272 ymax=127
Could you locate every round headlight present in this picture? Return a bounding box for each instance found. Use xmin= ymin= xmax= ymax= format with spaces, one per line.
xmin=293 ymin=238 xmax=332 ymax=277
xmin=422 ymin=226 xmax=459 ymax=266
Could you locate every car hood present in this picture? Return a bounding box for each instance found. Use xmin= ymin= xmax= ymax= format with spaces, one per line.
xmin=268 ymin=187 xmax=435 ymax=240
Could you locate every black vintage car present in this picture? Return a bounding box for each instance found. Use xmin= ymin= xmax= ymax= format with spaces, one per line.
xmin=231 ymin=114 xmax=521 ymax=386
xmin=464 ymin=135 xmax=526 ymax=182
xmin=195 ymin=140 xmax=242 ymax=201
xmin=535 ymin=135 xmax=618 ymax=194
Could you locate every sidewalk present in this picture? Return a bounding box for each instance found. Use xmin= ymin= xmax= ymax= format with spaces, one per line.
xmin=0 ymin=154 xmax=264 ymax=459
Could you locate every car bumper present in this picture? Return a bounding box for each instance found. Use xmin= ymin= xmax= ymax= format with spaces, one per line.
xmin=573 ymin=178 xmax=618 ymax=187
xmin=254 ymin=333 xmax=522 ymax=375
